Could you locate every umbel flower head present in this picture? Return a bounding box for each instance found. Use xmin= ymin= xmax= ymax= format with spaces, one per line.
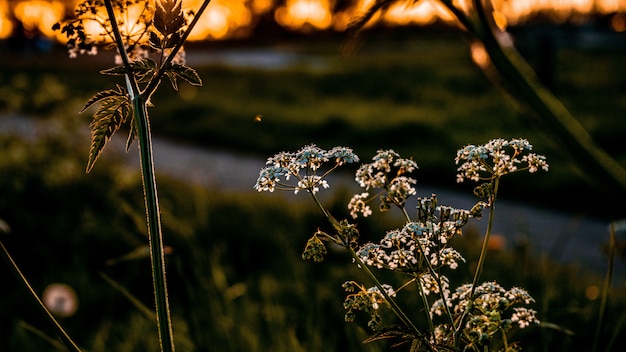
xmin=254 ymin=145 xmax=359 ymax=194
xmin=455 ymin=138 xmax=549 ymax=183
xmin=348 ymin=149 xmax=419 ymax=217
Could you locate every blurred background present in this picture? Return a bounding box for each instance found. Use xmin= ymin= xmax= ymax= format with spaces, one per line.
xmin=1 ymin=1 xmax=626 ymax=351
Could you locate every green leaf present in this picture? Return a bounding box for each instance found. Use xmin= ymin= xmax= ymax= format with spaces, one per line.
xmin=100 ymin=59 xmax=158 ymax=83
xmin=86 ymin=94 xmax=132 ymax=172
xmin=148 ymin=31 xmax=162 ymax=51
xmin=80 ymin=85 xmax=126 ymax=113
xmin=154 ymin=0 xmax=185 ymax=37
xmin=126 ymin=114 xmax=138 ymax=152
xmin=165 ymin=71 xmax=179 ymax=91
xmin=168 ymin=63 xmax=202 ymax=87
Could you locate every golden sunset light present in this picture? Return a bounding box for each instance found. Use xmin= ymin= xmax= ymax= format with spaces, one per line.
xmin=1 ymin=0 xmax=625 ymax=42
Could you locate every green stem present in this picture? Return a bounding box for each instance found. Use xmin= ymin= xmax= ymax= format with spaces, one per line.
xmin=469 ymin=177 xmax=499 ymax=297
xmin=455 ymin=177 xmax=499 ymax=346
xmin=500 ymin=326 xmax=509 ymax=351
xmin=400 ymin=203 xmax=456 ymax=334
xmin=103 ymin=0 xmax=139 ymax=96
xmin=415 ymin=277 xmax=436 ymax=338
xmin=1 ymin=240 xmax=82 ymax=352
xmin=308 ymin=192 xmax=432 ymax=348
xmin=104 ymin=1 xmax=175 ymax=350
xmin=349 ymin=246 xmax=432 ymax=349
xmin=592 ymin=221 xmax=615 ymax=352
xmin=133 ymin=96 xmax=175 ymax=352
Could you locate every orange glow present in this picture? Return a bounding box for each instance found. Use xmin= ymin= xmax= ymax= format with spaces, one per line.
xmin=0 ymin=0 xmax=13 ymax=39
xmin=275 ymin=0 xmax=333 ymax=31
xmin=4 ymin=0 xmax=626 ymax=42
xmin=492 ymin=10 xmax=508 ymax=30
xmin=610 ymin=13 xmax=626 ymax=32
xmin=470 ymin=40 xmax=490 ymax=69
xmin=185 ymin=0 xmax=253 ymax=40
xmin=13 ymin=0 xmax=65 ymax=38
xmin=491 ymin=0 xmax=623 ymax=26
xmin=385 ymin=1 xmax=438 ymax=26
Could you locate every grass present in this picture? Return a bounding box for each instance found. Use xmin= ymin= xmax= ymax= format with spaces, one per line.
xmin=1 ymin=32 xmax=626 ymax=351
xmin=0 ymin=124 xmax=625 ymax=351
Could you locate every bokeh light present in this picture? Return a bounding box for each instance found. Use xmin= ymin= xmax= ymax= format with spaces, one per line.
xmin=1 ymin=0 xmax=625 ymax=42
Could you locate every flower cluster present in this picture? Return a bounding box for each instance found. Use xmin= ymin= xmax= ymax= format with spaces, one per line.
xmin=257 ymin=140 xmax=545 ymax=350
xmin=54 ymin=0 xmax=192 ymax=66
xmin=53 ymin=0 xmax=154 ymax=59
xmin=356 ymin=213 xmax=467 ymax=273
xmin=430 ymin=282 xmax=538 ymax=346
xmin=455 ymin=138 xmax=549 ymax=183
xmin=254 ymin=145 xmax=359 ymax=194
xmin=342 ymin=281 xmax=396 ymax=329
xmin=349 ymin=149 xmax=418 ymax=216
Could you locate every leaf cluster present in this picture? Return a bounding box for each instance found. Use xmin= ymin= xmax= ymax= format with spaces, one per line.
xmin=53 ymin=0 xmax=204 ymax=172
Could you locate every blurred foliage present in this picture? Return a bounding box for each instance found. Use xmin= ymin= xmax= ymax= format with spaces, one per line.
xmin=1 ymin=34 xmax=626 ymax=350
xmin=0 ymin=115 xmax=625 ymax=351
xmin=2 ymin=34 xmax=625 ymax=216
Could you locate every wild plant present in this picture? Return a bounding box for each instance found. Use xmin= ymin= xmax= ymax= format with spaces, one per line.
xmin=255 ymin=138 xmax=549 ymax=351
xmin=4 ymin=1 xmax=210 ymax=351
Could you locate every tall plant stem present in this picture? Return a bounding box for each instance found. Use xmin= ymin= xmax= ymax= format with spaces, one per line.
xmin=103 ymin=1 xmax=174 ymax=350
xmin=134 ymin=96 xmax=175 ymax=352
xmin=1 ymin=240 xmax=82 ymax=352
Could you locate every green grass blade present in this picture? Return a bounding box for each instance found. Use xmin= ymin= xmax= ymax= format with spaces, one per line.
xmin=1 ymin=240 xmax=82 ymax=352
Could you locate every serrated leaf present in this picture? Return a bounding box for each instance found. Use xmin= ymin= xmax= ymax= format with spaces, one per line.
xmin=168 ymin=64 xmax=202 ymax=86
xmin=100 ymin=59 xmax=158 ymax=83
xmin=126 ymin=115 xmax=137 ymax=152
xmin=100 ymin=66 xmax=127 ymax=76
xmin=148 ymin=31 xmax=162 ymax=50
xmin=86 ymin=95 xmax=132 ymax=172
xmin=165 ymin=71 xmax=179 ymax=91
xmin=154 ymin=0 xmax=185 ymax=37
xmin=163 ymin=32 xmax=181 ymax=49
xmin=80 ymin=85 xmax=126 ymax=113
xmin=362 ymin=325 xmax=417 ymax=347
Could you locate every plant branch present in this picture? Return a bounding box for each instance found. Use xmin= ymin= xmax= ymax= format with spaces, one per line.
xmin=592 ymin=221 xmax=615 ymax=352
xmin=103 ymin=0 xmax=140 ymax=97
xmin=133 ymin=95 xmax=175 ymax=352
xmin=348 ymin=246 xmax=433 ymax=349
xmin=471 ymin=0 xmax=626 ymax=198
xmin=143 ymin=0 xmax=213 ymax=98
xmin=104 ymin=1 xmax=175 ymax=350
xmin=1 ymin=240 xmax=82 ymax=352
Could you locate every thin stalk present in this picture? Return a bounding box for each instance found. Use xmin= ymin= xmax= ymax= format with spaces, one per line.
xmin=591 ymin=221 xmax=616 ymax=352
xmin=399 ymin=204 xmax=456 ymax=333
xmin=471 ymin=0 xmax=626 ymax=197
xmin=104 ymin=1 xmax=175 ymax=350
xmin=133 ymin=96 xmax=175 ymax=352
xmin=455 ymin=177 xmax=499 ymax=346
xmin=415 ymin=277 xmax=436 ymax=337
xmin=1 ymin=240 xmax=82 ymax=352
xmin=143 ymin=0 xmax=213 ymax=98
xmin=103 ymin=0 xmax=139 ymax=96
xmin=349 ymin=246 xmax=432 ymax=349
xmin=308 ymin=191 xmax=431 ymax=348
xmin=500 ymin=327 xmax=509 ymax=351
xmin=469 ymin=177 xmax=499 ymax=297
